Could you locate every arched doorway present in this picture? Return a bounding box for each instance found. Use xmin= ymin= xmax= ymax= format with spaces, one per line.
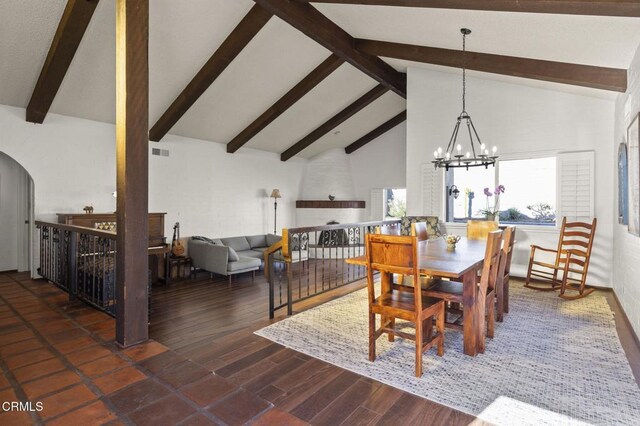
xmin=0 ymin=152 xmax=34 ymax=272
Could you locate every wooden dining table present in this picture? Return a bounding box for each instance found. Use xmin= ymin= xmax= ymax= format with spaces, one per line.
xmin=346 ymin=237 xmax=487 ymax=356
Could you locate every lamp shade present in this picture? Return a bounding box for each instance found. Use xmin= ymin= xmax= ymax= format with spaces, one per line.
xmin=270 ymin=189 xmax=281 ymax=199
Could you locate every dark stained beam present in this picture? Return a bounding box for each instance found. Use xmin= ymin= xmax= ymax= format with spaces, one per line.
xmin=253 ymin=0 xmax=406 ymax=97
xmin=355 ymin=39 xmax=627 ymax=92
xmin=115 ymin=0 xmax=149 ymax=347
xmin=227 ymin=54 xmax=344 ymax=153
xmin=293 ymin=0 xmax=640 ymax=17
xmin=149 ymin=5 xmax=273 ymax=142
xmin=345 ymin=110 xmax=406 ymax=154
xmin=281 ymin=83 xmax=388 ymax=161
xmin=26 ymin=0 xmax=100 ymax=123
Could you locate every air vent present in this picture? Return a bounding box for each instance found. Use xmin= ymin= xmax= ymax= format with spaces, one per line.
xmin=152 ymin=148 xmax=169 ymax=157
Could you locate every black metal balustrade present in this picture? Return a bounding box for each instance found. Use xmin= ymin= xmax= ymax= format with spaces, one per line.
xmin=266 ymin=219 xmax=401 ymax=318
xmin=37 ymin=221 xmax=117 ymax=316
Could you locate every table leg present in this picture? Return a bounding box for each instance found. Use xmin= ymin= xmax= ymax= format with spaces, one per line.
xmin=462 ymin=268 xmax=478 ymax=356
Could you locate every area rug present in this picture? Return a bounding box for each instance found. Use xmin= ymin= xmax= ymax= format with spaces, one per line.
xmin=255 ymin=284 xmax=640 ymax=425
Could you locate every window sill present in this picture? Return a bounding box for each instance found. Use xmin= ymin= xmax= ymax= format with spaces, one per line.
xmin=443 ymin=222 xmax=559 ymax=234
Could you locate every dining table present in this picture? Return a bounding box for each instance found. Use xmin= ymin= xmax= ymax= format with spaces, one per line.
xmin=346 ymin=236 xmax=487 ymax=356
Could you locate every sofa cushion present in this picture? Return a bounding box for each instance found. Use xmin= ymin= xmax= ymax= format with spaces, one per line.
xmin=228 ymin=247 xmax=240 ymax=262
xmin=191 ymin=236 xmax=223 ymax=246
xmin=236 ymin=250 xmax=263 ymax=259
xmin=400 ymin=216 xmax=441 ymax=239
xmin=221 ymin=236 xmax=251 ymax=252
xmin=227 ymin=257 xmax=261 ymax=272
xmin=246 ymin=235 xmax=267 ymax=249
xmin=266 ymin=234 xmax=281 ymax=247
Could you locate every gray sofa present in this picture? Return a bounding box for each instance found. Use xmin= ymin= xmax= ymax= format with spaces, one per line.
xmin=189 ymin=234 xmax=281 ymax=282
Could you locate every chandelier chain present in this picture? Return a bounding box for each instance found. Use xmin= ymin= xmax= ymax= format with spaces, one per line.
xmin=462 ymin=31 xmax=466 ymax=113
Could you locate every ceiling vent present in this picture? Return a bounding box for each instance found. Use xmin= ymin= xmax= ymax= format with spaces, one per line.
xmin=151 ymin=148 xmax=169 ymax=157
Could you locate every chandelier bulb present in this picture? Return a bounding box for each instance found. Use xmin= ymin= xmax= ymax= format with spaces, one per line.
xmin=480 ymin=143 xmax=486 ymax=151
xmin=437 ymin=147 xmax=443 ymax=155
xmin=492 ymin=146 xmax=498 ymax=154
xmin=456 ymin=144 xmax=462 ymax=152
xmin=445 ymin=152 xmax=450 ymax=160
xmin=466 ymin=152 xmax=471 ymax=158
xmin=433 ymin=150 xmax=439 ymax=158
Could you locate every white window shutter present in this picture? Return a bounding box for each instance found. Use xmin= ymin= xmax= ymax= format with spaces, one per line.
xmin=421 ymin=164 xmax=443 ymax=217
xmin=370 ymin=189 xmax=385 ymax=220
xmin=557 ymin=151 xmax=595 ymax=223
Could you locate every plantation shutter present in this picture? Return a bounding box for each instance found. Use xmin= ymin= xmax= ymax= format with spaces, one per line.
xmin=421 ymin=164 xmax=443 ymax=217
xmin=557 ymin=151 xmax=595 ymax=223
xmin=370 ymin=189 xmax=385 ymax=220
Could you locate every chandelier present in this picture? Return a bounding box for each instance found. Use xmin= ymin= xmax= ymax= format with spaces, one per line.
xmin=432 ymin=28 xmax=498 ymax=170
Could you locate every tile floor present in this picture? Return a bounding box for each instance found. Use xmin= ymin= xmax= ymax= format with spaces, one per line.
xmin=0 ymin=272 xmax=285 ymax=425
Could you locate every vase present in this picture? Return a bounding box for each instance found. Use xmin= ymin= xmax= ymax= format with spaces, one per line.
xmin=485 ymin=213 xmax=499 ymax=223
xmin=447 ymin=243 xmax=456 ymax=251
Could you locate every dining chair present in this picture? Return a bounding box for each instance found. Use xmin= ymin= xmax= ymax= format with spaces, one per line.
xmin=423 ymin=230 xmax=504 ymax=352
xmin=496 ymin=226 xmax=516 ymax=322
xmin=365 ymin=234 xmax=445 ymax=377
xmin=467 ymin=220 xmax=499 ymax=240
xmin=524 ymin=217 xmax=597 ymax=299
xmin=411 ymin=221 xmax=430 ymax=241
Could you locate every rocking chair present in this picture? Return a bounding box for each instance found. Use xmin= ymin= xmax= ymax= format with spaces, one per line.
xmin=524 ymin=217 xmax=597 ymax=299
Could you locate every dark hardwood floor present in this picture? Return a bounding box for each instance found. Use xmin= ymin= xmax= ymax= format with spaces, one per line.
xmin=148 ymin=270 xmax=640 ymax=425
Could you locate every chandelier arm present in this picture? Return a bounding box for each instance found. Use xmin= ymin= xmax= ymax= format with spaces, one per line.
xmin=468 ymin=119 xmax=484 ymax=155
xmin=445 ymin=119 xmax=461 ymax=156
xmin=466 ymin=121 xmax=477 ymax=159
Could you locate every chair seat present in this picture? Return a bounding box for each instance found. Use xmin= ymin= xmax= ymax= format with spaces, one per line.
xmin=372 ymin=291 xmax=443 ymax=321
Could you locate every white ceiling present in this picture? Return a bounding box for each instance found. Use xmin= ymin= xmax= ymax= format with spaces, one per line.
xmin=1 ymin=1 xmax=639 ymax=159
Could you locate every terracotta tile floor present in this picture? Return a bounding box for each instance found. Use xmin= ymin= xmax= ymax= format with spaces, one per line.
xmin=0 ymin=272 xmax=279 ymax=425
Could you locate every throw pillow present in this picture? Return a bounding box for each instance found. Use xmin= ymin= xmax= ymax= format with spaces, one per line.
xmin=228 ymin=246 xmax=240 ymax=262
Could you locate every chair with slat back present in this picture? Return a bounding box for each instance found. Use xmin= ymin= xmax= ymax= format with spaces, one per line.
xmin=496 ymin=226 xmax=516 ymax=322
xmin=423 ymin=230 xmax=504 ymax=352
xmin=524 ymin=217 xmax=597 ymax=299
xmin=365 ymin=234 xmax=445 ymax=377
xmin=467 ymin=220 xmax=499 ymax=240
xmin=411 ymin=221 xmax=430 ymax=242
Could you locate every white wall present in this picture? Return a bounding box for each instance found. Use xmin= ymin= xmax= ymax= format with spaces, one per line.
xmin=349 ymin=122 xmax=407 ymax=220
xmin=406 ymin=68 xmax=615 ymax=285
xmin=0 ymin=104 xmax=306 ymax=275
xmin=613 ymin=42 xmax=640 ymax=336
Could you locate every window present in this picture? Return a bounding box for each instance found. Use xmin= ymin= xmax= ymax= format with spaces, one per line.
xmin=385 ymin=188 xmax=406 ymax=219
xmin=446 ymin=156 xmax=557 ymax=226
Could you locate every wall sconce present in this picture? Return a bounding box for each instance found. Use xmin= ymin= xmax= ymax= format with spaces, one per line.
xmin=448 ymin=185 xmax=460 ymax=199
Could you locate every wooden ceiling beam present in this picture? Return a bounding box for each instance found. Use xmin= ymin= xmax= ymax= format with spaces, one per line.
xmin=293 ymin=0 xmax=640 ymax=17
xmin=253 ymin=0 xmax=406 ymax=98
xmin=355 ymin=39 xmax=627 ymax=92
xmin=281 ymin=83 xmax=388 ymax=161
xmin=26 ymin=0 xmax=100 ymax=124
xmin=227 ymin=54 xmax=344 ymax=153
xmin=149 ymin=5 xmax=273 ymax=142
xmin=345 ymin=110 xmax=406 ymax=154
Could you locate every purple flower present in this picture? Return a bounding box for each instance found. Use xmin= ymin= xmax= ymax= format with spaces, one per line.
xmin=484 ymin=188 xmax=493 ymax=197
xmin=496 ymin=184 xmax=505 ymax=194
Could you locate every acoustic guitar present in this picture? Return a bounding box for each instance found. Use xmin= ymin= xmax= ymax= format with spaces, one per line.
xmin=171 ymin=222 xmax=185 ymax=257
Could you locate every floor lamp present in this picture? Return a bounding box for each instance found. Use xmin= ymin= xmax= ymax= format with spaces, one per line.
xmin=270 ymin=189 xmax=281 ymax=234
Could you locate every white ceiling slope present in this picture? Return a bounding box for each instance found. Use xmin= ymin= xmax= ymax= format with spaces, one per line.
xmin=1 ymin=1 xmax=640 ymax=158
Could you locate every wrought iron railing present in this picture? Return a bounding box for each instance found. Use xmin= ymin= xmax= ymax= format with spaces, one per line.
xmin=36 ymin=221 xmax=117 ymax=316
xmin=266 ymin=219 xmax=401 ymax=318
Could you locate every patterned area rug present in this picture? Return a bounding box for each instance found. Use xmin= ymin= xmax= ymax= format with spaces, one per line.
xmin=255 ymin=284 xmax=640 ymax=425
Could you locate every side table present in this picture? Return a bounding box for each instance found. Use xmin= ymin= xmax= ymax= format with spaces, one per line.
xmin=167 ymin=256 xmax=193 ymax=284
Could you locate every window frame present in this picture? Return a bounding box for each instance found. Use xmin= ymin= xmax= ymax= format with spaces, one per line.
xmin=444 ymin=149 xmax=560 ymax=230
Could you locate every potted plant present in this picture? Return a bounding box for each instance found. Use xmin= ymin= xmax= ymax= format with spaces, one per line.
xmin=479 ymin=185 xmax=505 ymax=221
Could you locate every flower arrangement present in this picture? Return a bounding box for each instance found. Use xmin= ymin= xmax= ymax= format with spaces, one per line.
xmin=479 ymin=185 xmax=505 ymax=219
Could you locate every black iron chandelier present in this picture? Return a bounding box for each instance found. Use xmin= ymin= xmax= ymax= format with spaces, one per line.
xmin=432 ymin=28 xmax=498 ymax=170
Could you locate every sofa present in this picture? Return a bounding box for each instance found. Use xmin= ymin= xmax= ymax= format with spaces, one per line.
xmin=189 ymin=234 xmax=281 ymax=282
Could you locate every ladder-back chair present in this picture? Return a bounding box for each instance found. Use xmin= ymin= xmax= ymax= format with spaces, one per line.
xmin=524 ymin=217 xmax=597 ymax=299
xmin=365 ymin=234 xmax=445 ymax=377
xmin=467 ymin=220 xmax=499 ymax=240
xmin=496 ymin=226 xmax=516 ymax=322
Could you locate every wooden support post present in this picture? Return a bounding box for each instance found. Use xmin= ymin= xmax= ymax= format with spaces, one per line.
xmin=115 ymin=0 xmax=149 ymax=347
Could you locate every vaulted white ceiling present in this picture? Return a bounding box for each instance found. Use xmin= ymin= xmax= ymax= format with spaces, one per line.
xmin=1 ymin=0 xmax=639 ymax=158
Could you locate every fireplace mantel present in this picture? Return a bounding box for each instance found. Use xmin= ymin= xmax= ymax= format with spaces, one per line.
xmin=296 ymin=200 xmax=365 ymax=209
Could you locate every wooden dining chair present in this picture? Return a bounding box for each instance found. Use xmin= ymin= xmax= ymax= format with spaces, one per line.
xmin=411 ymin=221 xmax=430 ymax=241
xmin=423 ymin=230 xmax=504 ymax=352
xmin=496 ymin=226 xmax=516 ymax=322
xmin=524 ymin=217 xmax=597 ymax=299
xmin=365 ymin=234 xmax=445 ymax=377
xmin=467 ymin=220 xmax=499 ymax=240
